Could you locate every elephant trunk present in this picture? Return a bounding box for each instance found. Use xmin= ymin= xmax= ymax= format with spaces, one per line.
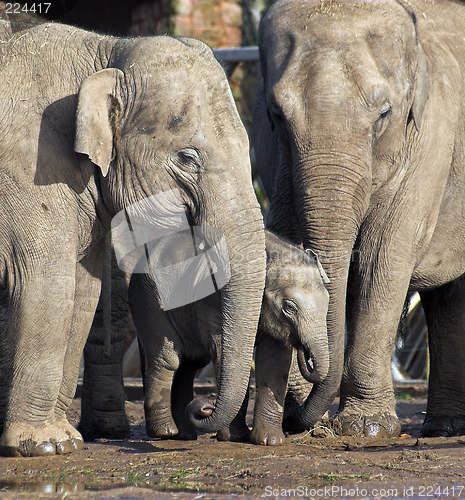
xmin=294 ymin=151 xmax=371 ymax=428
xmin=296 ymin=276 xmax=349 ymax=427
xmin=187 ymin=206 xmax=266 ymax=433
xmin=297 ymin=323 xmax=330 ymax=384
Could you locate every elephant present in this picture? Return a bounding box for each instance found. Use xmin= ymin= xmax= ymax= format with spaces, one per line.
xmin=0 ymin=21 xmax=266 ymax=457
xmin=128 ymin=229 xmax=329 ymax=446
xmin=253 ymin=0 xmax=465 ymax=439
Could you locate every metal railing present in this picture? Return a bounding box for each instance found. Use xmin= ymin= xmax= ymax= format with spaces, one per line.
xmin=213 ymin=46 xmax=259 ymax=78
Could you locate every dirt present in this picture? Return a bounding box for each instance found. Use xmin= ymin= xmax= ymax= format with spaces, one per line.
xmin=1 ymin=385 xmax=465 ymax=499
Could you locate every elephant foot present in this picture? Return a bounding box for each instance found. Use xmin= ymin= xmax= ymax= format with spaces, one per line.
xmin=250 ymin=425 xmax=284 ymax=446
xmin=421 ymin=416 xmax=465 ymax=437
xmin=0 ymin=420 xmax=84 ymax=457
xmin=146 ymin=420 xmax=179 ymax=439
xmin=217 ymin=423 xmax=250 ymax=443
xmin=331 ymin=412 xmax=401 ymax=438
xmin=145 ymin=403 xmax=185 ymax=439
xmin=79 ymin=409 xmax=130 ymax=441
xmin=161 ymin=417 xmax=197 ymax=440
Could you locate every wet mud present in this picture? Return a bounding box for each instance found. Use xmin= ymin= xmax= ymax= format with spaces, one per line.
xmin=1 ymin=385 xmax=464 ymax=499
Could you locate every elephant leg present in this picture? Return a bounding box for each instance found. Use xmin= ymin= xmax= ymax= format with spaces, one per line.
xmin=0 ymin=262 xmax=80 ymax=457
xmin=129 ymin=273 xmax=182 ymax=439
xmin=332 ymin=264 xmax=409 ymax=438
xmin=283 ymin=350 xmax=313 ymax=433
xmin=170 ymin=361 xmax=205 ymax=440
xmin=217 ymin=388 xmax=250 ymax=443
xmin=250 ymin=336 xmax=292 ymax=446
xmin=79 ymin=329 xmax=128 ymax=441
xmin=79 ymin=244 xmax=130 ymax=441
xmin=54 ymin=255 xmax=103 ymax=451
xmin=420 ymin=277 xmax=465 ymax=437
xmin=205 ymin=347 xmax=250 ymax=443
xmin=143 ymin=338 xmax=180 ymax=439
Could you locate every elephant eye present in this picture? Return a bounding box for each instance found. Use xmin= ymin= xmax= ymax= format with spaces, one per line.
xmin=379 ymin=102 xmax=391 ymax=120
xmin=268 ymin=101 xmax=290 ymax=140
xmin=175 ymin=148 xmax=202 ymax=173
xmin=373 ymin=103 xmax=391 ymax=140
xmin=282 ymin=299 xmax=298 ymax=317
xmin=178 ymin=149 xmax=198 ymax=164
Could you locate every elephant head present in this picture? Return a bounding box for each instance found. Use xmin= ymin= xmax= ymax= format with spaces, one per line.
xmin=254 ymin=0 xmax=428 ymax=427
xmin=260 ymin=232 xmax=330 ymax=384
xmin=75 ymin=36 xmax=266 ymax=434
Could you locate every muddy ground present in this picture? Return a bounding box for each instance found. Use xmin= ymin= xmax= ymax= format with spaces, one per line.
xmin=1 ymin=383 xmax=465 ymax=500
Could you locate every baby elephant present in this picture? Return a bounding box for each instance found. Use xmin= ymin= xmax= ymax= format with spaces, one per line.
xmin=129 ymin=230 xmax=329 ymax=445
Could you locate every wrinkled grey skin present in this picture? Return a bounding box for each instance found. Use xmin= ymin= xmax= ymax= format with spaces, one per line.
xmin=254 ymin=0 xmax=465 ymax=438
xmin=0 ymin=22 xmax=265 ymax=457
xmin=128 ymin=230 xmax=329 ymax=446
xmin=79 ymin=236 xmax=132 ymax=441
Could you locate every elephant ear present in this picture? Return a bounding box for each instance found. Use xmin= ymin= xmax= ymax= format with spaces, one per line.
xmin=410 ymin=40 xmax=428 ymax=131
xmin=305 ymin=248 xmax=330 ymax=285
xmin=75 ymin=68 xmax=124 ymax=177
xmin=396 ymin=0 xmax=428 ymax=131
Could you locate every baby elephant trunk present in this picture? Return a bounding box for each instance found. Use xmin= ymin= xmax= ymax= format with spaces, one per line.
xmin=290 ymin=273 xmax=330 ymax=385
xmin=296 ymin=329 xmax=330 ymax=384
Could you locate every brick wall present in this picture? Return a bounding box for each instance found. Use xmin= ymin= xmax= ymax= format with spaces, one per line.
xmin=171 ymin=0 xmax=242 ymax=48
xmin=129 ymin=1 xmax=243 ymax=48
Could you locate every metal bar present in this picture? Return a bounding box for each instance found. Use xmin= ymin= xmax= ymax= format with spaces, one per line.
xmin=213 ymin=46 xmax=259 ymax=63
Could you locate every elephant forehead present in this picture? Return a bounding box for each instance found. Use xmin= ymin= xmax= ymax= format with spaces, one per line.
xmin=130 ymin=69 xmax=241 ymax=140
xmin=267 ymin=0 xmax=410 ymax=31
xmin=285 ymin=286 xmax=328 ymax=313
xmin=263 ymin=0 xmax=414 ymax=63
xmin=267 ymin=262 xmax=323 ymax=289
xmin=119 ymin=36 xmax=217 ymax=71
xmin=262 ymin=2 xmax=416 ymax=114
xmin=137 ymin=86 xmax=201 ymax=132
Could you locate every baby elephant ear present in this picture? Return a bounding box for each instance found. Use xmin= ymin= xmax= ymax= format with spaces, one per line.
xmin=305 ymin=248 xmax=330 ymax=285
xmin=75 ymin=68 xmax=124 ymax=177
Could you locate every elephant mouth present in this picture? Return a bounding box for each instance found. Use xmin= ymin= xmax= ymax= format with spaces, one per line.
xmin=296 ymin=344 xmax=321 ymax=384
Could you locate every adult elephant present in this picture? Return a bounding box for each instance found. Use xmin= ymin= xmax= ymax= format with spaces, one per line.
xmin=254 ymin=0 xmax=465 ymax=438
xmin=0 ymin=22 xmax=266 ymax=457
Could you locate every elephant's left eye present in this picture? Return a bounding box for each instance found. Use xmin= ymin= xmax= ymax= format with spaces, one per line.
xmin=282 ymin=299 xmax=298 ymax=317
xmin=373 ymin=103 xmax=391 ymax=140
xmin=175 ymin=148 xmax=202 ymax=172
xmin=378 ymin=103 xmax=392 ymax=122
xmin=267 ymin=96 xmax=284 ymax=132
